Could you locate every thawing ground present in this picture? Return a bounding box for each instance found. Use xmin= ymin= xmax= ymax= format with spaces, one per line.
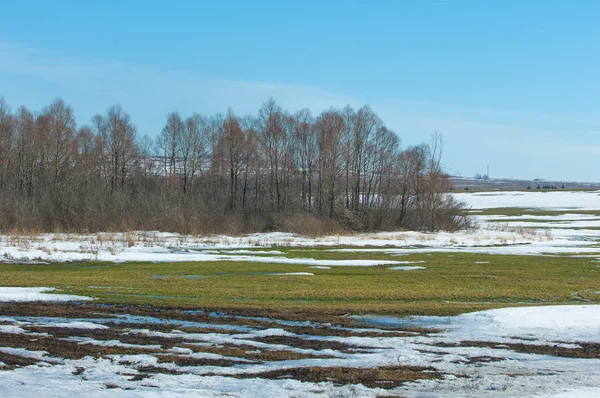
xmin=0 ymin=190 xmax=599 ymax=396
xmin=0 ymin=290 xmax=599 ymax=397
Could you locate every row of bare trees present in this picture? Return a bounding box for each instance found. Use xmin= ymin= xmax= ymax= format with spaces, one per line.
xmin=0 ymin=96 xmax=467 ymax=234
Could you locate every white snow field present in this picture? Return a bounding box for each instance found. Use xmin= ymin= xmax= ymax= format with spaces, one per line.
xmin=0 ymin=287 xmax=93 ymax=302
xmin=453 ymin=189 xmax=600 ymax=210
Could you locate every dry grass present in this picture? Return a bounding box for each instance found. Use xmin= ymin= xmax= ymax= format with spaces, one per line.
xmin=0 ymin=332 xmax=160 ymax=360
xmin=436 ymin=341 xmax=600 ymax=359
xmin=274 ymin=214 xmax=347 ymax=237
xmin=194 ymin=343 xmax=335 ymax=362
xmin=0 ymin=351 xmax=41 ymax=370
xmin=156 ymin=355 xmax=251 ymax=367
xmin=282 ymin=325 xmax=432 ymax=338
xmin=251 ymin=335 xmax=374 ymax=353
xmin=220 ymin=365 xmax=442 ymax=389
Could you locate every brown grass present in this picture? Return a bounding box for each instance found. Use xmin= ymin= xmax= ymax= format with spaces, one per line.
xmin=156 ymin=355 xmax=252 ymax=367
xmin=436 ymin=341 xmax=600 ymax=359
xmin=219 ymin=365 xmax=442 ymax=389
xmin=191 ymin=343 xmax=335 ymax=362
xmin=26 ymin=326 xmax=190 ymax=350
xmin=283 ymin=325 xmax=436 ymax=338
xmin=0 ymin=332 xmax=161 ymax=360
xmin=0 ymin=351 xmax=41 ymax=370
xmin=136 ymin=365 xmax=187 ymax=375
xmin=251 ymin=335 xmax=375 ymax=353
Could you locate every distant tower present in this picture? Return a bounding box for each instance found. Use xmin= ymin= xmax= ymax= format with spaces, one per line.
xmin=487 ymin=165 xmax=490 ymax=178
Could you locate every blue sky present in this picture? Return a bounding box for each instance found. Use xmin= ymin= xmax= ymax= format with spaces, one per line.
xmin=1 ymin=0 xmax=599 ymax=181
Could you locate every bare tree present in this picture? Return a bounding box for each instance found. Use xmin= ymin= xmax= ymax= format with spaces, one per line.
xmin=180 ymin=114 xmax=209 ymax=193
xmin=0 ymin=96 xmax=466 ymax=234
xmin=157 ymin=112 xmax=184 ymax=185
xmin=0 ymin=97 xmax=14 ymax=190
xmin=316 ymin=110 xmax=344 ymax=218
xmin=15 ymin=106 xmax=37 ymax=198
xmin=45 ymin=99 xmax=77 ymax=184
xmin=217 ymin=109 xmax=246 ymax=212
xmin=291 ymin=108 xmax=316 ymax=212
xmin=257 ymin=99 xmax=288 ymax=212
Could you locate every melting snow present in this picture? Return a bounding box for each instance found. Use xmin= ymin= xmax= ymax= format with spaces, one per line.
xmin=0 ymin=304 xmax=598 ymax=396
xmin=0 ymin=287 xmax=93 ymax=302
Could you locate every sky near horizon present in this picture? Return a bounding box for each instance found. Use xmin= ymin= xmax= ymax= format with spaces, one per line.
xmin=1 ymin=1 xmax=599 ymax=181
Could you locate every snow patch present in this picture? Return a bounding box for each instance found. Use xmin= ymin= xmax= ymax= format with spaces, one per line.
xmin=0 ymin=287 xmax=93 ymax=302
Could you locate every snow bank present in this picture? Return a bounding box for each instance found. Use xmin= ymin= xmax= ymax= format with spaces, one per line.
xmin=0 ymin=287 xmax=93 ymax=302
xmin=452 ymin=305 xmax=600 ymax=343
xmin=40 ymin=321 xmax=108 ymax=330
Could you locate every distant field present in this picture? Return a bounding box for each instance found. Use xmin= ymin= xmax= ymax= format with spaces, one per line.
xmin=1 ymin=251 xmax=598 ymax=318
xmin=469 ymin=207 xmax=600 ymax=217
xmin=451 ymin=177 xmax=600 ymax=191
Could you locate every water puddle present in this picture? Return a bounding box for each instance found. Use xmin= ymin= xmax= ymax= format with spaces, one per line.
xmin=182 ymin=310 xmax=313 ymax=327
xmin=110 ymin=314 xmax=255 ymax=332
xmin=349 ymin=314 xmax=453 ymax=329
xmin=12 ymin=313 xmax=256 ymax=333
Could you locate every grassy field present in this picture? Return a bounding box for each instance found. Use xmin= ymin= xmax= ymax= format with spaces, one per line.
xmin=1 ymin=250 xmax=598 ymax=318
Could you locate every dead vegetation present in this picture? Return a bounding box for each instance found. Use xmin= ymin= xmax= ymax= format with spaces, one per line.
xmin=0 ymin=302 xmax=108 ymax=318
xmin=251 ymin=335 xmax=375 ymax=353
xmin=0 ymin=351 xmax=41 ymax=370
xmin=192 ymin=343 xmax=336 ymax=362
xmin=435 ymin=340 xmax=600 ymax=359
xmin=282 ymin=325 xmax=433 ymax=338
xmin=26 ymin=326 xmax=190 ymax=350
xmin=156 ymin=355 xmax=252 ymax=367
xmin=0 ymin=332 xmax=162 ymax=360
xmin=219 ymin=365 xmax=442 ymax=389
xmin=136 ymin=365 xmax=187 ymax=375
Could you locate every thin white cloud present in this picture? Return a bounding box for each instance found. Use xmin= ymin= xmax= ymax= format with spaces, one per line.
xmin=0 ymin=40 xmax=359 ymax=118
xmin=0 ymin=39 xmax=598 ymax=181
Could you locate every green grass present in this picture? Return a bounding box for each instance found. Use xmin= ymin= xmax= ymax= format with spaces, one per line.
xmin=1 ymin=251 xmax=599 ymax=317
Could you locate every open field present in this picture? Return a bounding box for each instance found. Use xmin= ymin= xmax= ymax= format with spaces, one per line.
xmin=0 ymin=189 xmax=600 ymax=396
xmin=451 ymin=177 xmax=600 ymax=191
xmin=0 ymin=252 xmax=598 ymax=316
